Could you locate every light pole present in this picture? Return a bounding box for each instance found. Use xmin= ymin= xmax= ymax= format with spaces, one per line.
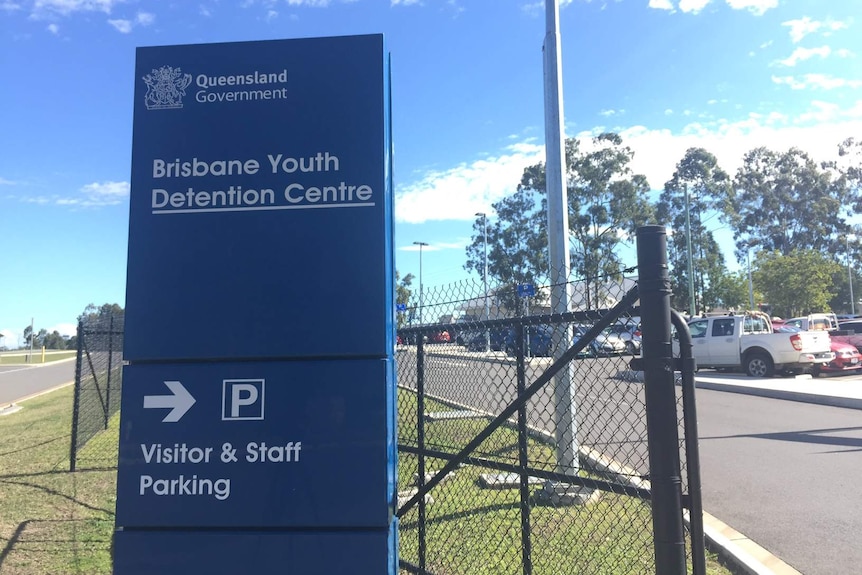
xmin=747 ymin=248 xmax=754 ymax=311
xmin=413 ymin=241 xmax=428 ymax=325
xmin=848 ymin=234 xmax=856 ymax=315
xmin=475 ymin=213 xmax=490 ymax=352
xmin=684 ymin=184 xmax=696 ymax=316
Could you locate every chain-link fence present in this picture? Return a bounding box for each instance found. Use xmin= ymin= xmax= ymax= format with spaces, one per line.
xmin=395 ymin=231 xmax=703 ymax=575
xmin=69 ymin=313 xmax=124 ymax=472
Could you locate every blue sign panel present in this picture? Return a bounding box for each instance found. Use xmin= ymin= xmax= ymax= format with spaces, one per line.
xmin=113 ymin=526 xmax=398 ymax=575
xmin=518 ymin=283 xmax=535 ymax=298
xmin=116 ymin=359 xmax=395 ymax=528
xmin=124 ymin=34 xmax=393 ymax=362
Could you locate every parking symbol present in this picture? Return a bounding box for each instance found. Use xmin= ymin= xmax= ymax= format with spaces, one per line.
xmin=222 ymin=379 xmax=265 ymax=421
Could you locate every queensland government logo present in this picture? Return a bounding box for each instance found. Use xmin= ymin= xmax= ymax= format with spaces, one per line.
xmin=143 ymin=66 xmax=192 ymax=110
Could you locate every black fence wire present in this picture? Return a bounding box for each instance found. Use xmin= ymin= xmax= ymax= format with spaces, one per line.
xmin=395 ymin=229 xmax=703 ymax=575
xmin=69 ymin=313 xmax=124 ymax=472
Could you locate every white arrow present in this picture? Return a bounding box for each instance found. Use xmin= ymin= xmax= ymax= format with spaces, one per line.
xmin=143 ymin=380 xmax=196 ymax=423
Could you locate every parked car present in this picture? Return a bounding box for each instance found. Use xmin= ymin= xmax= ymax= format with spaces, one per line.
xmin=427 ymin=330 xmax=451 ymax=344
xmin=574 ymin=324 xmax=627 ymax=357
xmin=815 ymin=340 xmax=862 ymax=376
xmin=503 ymin=326 xmax=555 ymax=357
xmin=603 ymin=323 xmax=642 ymax=355
xmin=837 ymin=319 xmax=862 ymax=334
xmin=465 ymin=328 xmax=508 ymax=352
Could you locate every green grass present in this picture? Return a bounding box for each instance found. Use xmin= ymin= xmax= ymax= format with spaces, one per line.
xmin=397 ymin=390 xmax=734 ymax=575
xmin=0 ymin=386 xmax=116 ymax=575
xmin=0 ymin=350 xmax=77 ymax=365
xmin=0 ymin=385 xmax=733 ymax=575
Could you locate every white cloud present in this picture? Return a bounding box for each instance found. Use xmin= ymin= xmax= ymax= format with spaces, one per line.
xmin=782 ymin=16 xmax=850 ymax=43
xmin=395 ymin=142 xmax=544 ymax=224
xmin=107 ymin=12 xmax=154 ymax=33
xmin=265 ymin=9 xmax=277 ymax=20
xmin=776 ymin=45 xmax=831 ymax=67
xmin=679 ymin=0 xmax=711 ymax=14
xmin=107 ymin=18 xmax=131 ymax=33
xmin=287 ymin=0 xmax=331 ymax=5
xmin=600 ymin=108 xmax=624 ymax=117
xmin=772 ymin=74 xmax=862 ymax=91
xmin=648 ymin=0 xmax=776 ymax=15
xmin=395 ymin=101 xmax=862 ymax=225
xmin=0 ymin=177 xmax=15 ymax=185
xmin=46 ymin=22 xmax=58 ymax=33
xmin=55 ymin=181 xmax=129 ymax=207
xmin=648 ymin=0 xmax=674 ymax=10
xmin=0 ymin=328 xmax=19 ymax=349
xmin=47 ymin=323 xmax=77 ymax=337
xmin=1 ymin=2 xmax=23 ymax=12
xmin=724 ymin=0 xmax=776 ymax=16
xmin=31 ymin=0 xmax=116 ymax=18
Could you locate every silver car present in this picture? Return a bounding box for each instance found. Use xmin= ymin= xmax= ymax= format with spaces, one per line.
xmin=603 ymin=323 xmax=642 ymax=355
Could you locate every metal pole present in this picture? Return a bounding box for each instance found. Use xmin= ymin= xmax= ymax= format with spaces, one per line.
xmin=543 ymin=0 xmax=577 ymax=476
xmin=848 ymin=235 xmax=855 ymax=315
xmin=637 ymin=225 xmax=687 ymax=575
xmin=28 ymin=317 xmax=34 ymax=363
xmin=69 ymin=319 xmax=84 ymax=472
xmin=476 ymin=212 xmax=490 ymax=352
xmin=413 ymin=241 xmax=428 ymax=325
xmin=684 ymin=185 xmax=696 ymax=315
xmin=747 ymin=248 xmax=754 ymax=310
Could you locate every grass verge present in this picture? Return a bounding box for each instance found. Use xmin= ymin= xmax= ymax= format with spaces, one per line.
xmin=0 ymin=386 xmax=733 ymax=574
xmin=397 ymin=389 xmax=734 ymax=575
xmin=0 ymin=386 xmax=116 ymax=575
xmin=0 ymin=351 xmax=77 ymax=365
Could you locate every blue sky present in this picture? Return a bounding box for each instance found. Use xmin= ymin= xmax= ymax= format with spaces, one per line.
xmin=1 ymin=0 xmax=860 ymax=347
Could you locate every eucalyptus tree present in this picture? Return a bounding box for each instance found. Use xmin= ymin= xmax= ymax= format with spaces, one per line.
xmin=731 ymin=147 xmax=852 ymax=257
xmin=566 ymin=133 xmax=655 ymax=309
xmin=466 ymin=133 xmax=654 ymax=311
xmin=656 ymin=148 xmax=733 ymax=314
xmin=395 ymin=271 xmax=414 ymax=328
xmin=465 ymin=182 xmax=548 ymax=314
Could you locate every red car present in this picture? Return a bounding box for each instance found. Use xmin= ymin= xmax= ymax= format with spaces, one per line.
xmin=427 ymin=330 xmax=451 ymax=344
xmin=815 ymin=340 xmax=862 ymax=376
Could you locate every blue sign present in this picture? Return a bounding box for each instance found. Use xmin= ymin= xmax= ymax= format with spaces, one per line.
xmin=396 ymin=303 xmax=407 ymax=312
xmin=518 ymin=283 xmax=535 ymax=298
xmin=123 ymin=34 xmax=394 ymax=362
xmin=117 ymin=34 xmax=396 ymax=575
xmin=113 ymin=527 xmax=398 ymax=575
xmin=116 ymin=359 xmax=395 ymax=528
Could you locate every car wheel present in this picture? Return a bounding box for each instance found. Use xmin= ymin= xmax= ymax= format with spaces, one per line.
xmin=625 ymin=341 xmax=636 ymax=355
xmin=745 ymin=353 xmax=774 ymax=378
xmin=811 ymin=364 xmax=822 ymax=378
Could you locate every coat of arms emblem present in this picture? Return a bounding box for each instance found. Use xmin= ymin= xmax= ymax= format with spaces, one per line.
xmin=143 ymin=66 xmax=193 ymax=110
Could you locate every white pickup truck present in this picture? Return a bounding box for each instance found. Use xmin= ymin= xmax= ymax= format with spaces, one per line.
xmin=684 ymin=313 xmax=834 ymax=377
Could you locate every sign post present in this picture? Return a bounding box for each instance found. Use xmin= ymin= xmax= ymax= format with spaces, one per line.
xmin=115 ymin=35 xmax=396 ymax=575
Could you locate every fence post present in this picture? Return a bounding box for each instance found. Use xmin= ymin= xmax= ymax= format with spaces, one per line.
xmin=104 ymin=313 xmax=114 ymax=430
xmin=69 ymin=319 xmax=85 ymax=472
xmin=416 ymin=334 xmax=427 ymax=573
xmin=637 ymin=225 xmax=686 ymax=575
xmin=515 ymin=324 xmax=533 ymax=575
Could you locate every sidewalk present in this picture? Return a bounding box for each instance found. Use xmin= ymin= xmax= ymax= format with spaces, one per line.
xmin=694 ymin=371 xmax=862 ymax=410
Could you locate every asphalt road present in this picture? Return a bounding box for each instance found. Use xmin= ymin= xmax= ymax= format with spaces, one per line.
xmin=400 ymin=344 xmax=862 ymax=575
xmin=0 ymin=359 xmax=76 ymax=406
xmin=696 ymin=387 xmax=862 ymax=575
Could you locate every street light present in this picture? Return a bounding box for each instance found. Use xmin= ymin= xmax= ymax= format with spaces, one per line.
xmin=413 ymin=241 xmax=428 ymax=325
xmin=848 ymin=234 xmax=856 ymax=316
xmin=475 ymin=213 xmax=490 ymax=352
